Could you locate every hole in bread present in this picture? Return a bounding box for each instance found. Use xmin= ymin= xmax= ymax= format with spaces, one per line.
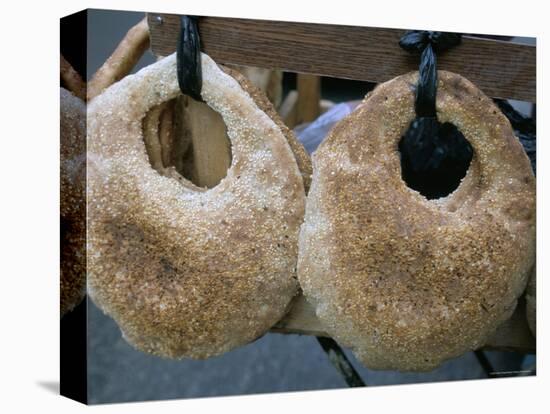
xmin=398 ymin=120 xmax=473 ymax=199
xmin=143 ymin=96 xmax=232 ymax=189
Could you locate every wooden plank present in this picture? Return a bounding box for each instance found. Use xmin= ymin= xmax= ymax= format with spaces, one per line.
xmin=272 ymin=294 xmax=328 ymax=337
xmin=147 ymin=13 xmax=535 ymax=102
xmin=272 ymin=294 xmax=536 ymax=353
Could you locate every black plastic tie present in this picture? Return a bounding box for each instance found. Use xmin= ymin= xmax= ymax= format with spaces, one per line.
xmin=417 ymin=44 xmax=437 ymax=117
xmin=399 ymin=31 xmax=462 ymax=54
xmin=399 ymin=31 xmax=461 ymax=117
xmin=398 ymin=31 xmax=471 ymax=199
xmin=177 ymin=15 xmax=203 ymax=102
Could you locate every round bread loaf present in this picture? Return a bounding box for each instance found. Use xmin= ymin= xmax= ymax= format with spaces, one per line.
xmin=60 ymin=87 xmax=87 ymax=317
xmin=298 ymin=71 xmax=536 ymax=371
xmin=87 ymin=53 xmax=306 ymax=358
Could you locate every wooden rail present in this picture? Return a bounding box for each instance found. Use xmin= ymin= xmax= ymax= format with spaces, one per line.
xmin=147 ymin=13 xmax=535 ymax=102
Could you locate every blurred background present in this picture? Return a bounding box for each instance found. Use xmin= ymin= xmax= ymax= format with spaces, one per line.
xmin=63 ymin=9 xmax=536 ymax=404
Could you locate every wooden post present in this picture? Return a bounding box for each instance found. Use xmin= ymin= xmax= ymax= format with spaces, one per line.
xmin=173 ymin=96 xmax=232 ymax=189
xmin=296 ymin=74 xmax=321 ymax=125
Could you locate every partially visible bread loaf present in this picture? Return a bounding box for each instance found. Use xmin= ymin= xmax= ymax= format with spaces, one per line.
xmin=298 ymin=71 xmax=536 ymax=371
xmin=60 ymin=88 xmax=87 ymax=316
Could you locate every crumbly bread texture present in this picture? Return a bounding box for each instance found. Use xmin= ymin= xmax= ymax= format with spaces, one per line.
xmin=87 ymin=53 xmax=306 ymax=359
xmin=60 ymin=88 xmax=87 ymax=316
xmin=221 ymin=66 xmax=312 ymax=193
xmin=525 ymin=268 xmax=536 ymax=336
xmin=298 ymin=71 xmax=536 ymax=371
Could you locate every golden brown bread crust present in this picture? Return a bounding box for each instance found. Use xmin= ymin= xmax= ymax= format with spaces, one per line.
xmin=298 ymin=71 xmax=536 ymax=371
xmin=221 ymin=66 xmax=312 ymax=193
xmin=87 ymin=53 xmax=305 ymax=358
xmin=60 ymin=88 xmax=87 ymax=316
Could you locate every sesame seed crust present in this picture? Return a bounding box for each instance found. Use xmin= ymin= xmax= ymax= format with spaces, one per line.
xmin=87 ymin=53 xmax=306 ymax=359
xmin=60 ymin=88 xmax=87 ymax=316
xmin=298 ymin=71 xmax=536 ymax=371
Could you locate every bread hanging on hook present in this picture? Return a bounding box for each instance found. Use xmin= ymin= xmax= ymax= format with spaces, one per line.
xmin=87 ymin=53 xmax=308 ymax=358
xmin=298 ymin=71 xmax=536 ymax=371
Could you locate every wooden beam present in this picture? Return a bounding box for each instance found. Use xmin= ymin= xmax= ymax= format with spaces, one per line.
xmin=147 ymin=14 xmax=535 ymax=102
